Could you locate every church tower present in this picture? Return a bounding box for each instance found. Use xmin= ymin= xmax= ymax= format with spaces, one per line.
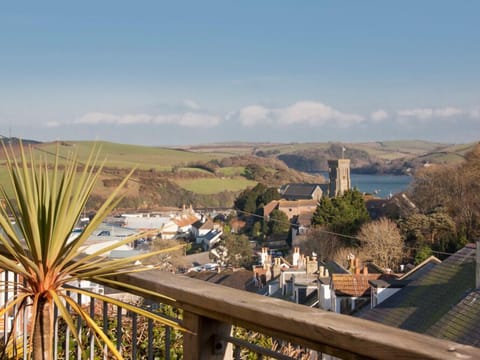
xmin=328 ymin=158 xmax=351 ymax=197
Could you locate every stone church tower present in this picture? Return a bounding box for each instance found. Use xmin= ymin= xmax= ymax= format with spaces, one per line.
xmin=328 ymin=159 xmax=351 ymax=197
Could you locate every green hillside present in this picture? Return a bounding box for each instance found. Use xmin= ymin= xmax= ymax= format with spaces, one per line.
xmin=0 ymin=138 xmax=477 ymax=209
xmin=25 ymin=141 xmax=222 ymax=171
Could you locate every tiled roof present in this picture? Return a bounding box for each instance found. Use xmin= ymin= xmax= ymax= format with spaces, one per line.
xmin=263 ymin=200 xmax=280 ymax=217
xmin=192 ymin=219 xmax=214 ymax=230
xmin=331 ymin=274 xmax=381 ymax=297
xmin=174 ymin=215 xmax=199 ymax=227
xmin=359 ymin=243 xmax=479 ymax=347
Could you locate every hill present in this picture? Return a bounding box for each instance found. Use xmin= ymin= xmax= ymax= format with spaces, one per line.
xmin=0 ymin=140 xmax=323 ymax=210
xmin=0 ymin=138 xmax=476 ymax=210
xmin=183 ymin=140 xmax=477 ymax=175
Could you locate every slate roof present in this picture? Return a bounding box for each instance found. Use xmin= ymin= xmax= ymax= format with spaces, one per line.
xmin=319 ymin=260 xmax=350 ymax=276
xmin=185 ymin=269 xmax=256 ymax=292
xmin=282 ymin=184 xmax=323 ymax=200
xmin=359 ymin=243 xmax=479 ymax=347
xmin=427 ymin=290 xmax=480 ymax=346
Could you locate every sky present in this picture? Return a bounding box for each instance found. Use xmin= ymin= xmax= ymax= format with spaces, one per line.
xmin=1 ymin=1 xmax=479 ymax=146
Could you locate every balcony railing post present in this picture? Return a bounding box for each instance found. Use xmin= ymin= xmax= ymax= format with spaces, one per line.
xmin=182 ymin=311 xmax=233 ymax=360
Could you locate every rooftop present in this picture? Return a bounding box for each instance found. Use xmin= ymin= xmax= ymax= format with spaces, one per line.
xmin=360 ymin=243 xmax=479 ymax=347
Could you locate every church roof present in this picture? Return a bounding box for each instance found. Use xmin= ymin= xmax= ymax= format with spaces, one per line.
xmin=282 ymin=183 xmax=325 ymax=199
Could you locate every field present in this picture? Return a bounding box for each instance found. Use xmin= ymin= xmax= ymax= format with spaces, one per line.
xmin=216 ymin=167 xmax=245 ymax=176
xmin=174 ymin=178 xmax=257 ymax=194
xmin=19 ymin=141 xmax=222 ymax=171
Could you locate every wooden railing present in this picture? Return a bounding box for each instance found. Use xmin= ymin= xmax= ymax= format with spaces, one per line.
xmin=2 ymin=265 xmax=480 ymax=359
xmin=100 ymin=270 xmax=480 ymax=360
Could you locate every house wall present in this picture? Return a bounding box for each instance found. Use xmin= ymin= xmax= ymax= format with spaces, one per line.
xmin=311 ymin=187 xmax=323 ymax=202
xmin=318 ymin=284 xmax=332 ymax=311
xmin=294 ymin=285 xmax=317 ymax=305
xmin=372 ymin=287 xmax=402 ymax=308
xmin=268 ymin=281 xmax=280 ymax=296
xmin=278 ymin=204 xmax=317 ymax=220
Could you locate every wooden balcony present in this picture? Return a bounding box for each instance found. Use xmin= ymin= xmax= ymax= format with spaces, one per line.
xmin=102 ymin=269 xmax=480 ymax=360
xmin=2 ymin=266 xmax=480 ymax=359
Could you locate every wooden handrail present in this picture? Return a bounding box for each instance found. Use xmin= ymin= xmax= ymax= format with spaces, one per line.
xmin=105 ymin=270 xmax=480 ymax=360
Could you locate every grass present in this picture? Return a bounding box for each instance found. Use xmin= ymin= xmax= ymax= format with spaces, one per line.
xmin=174 ymin=178 xmax=257 ymax=194
xmin=216 ymin=167 xmax=246 ymax=176
xmin=2 ymin=141 xmax=221 ymax=171
xmin=177 ymin=167 xmax=214 ymax=175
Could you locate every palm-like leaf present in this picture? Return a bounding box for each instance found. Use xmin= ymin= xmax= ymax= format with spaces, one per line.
xmin=0 ymin=142 xmax=186 ymax=359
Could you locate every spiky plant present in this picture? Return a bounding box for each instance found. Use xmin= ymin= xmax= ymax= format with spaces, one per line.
xmin=0 ymin=143 xmax=185 ymax=359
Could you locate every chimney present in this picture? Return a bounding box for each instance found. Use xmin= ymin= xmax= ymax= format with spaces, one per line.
xmin=363 ymin=266 xmax=368 ymax=276
xmin=292 ymin=247 xmax=300 ymax=267
xmin=319 ymin=266 xmax=325 ymax=277
xmin=477 ymin=240 xmax=480 ymax=289
xmin=261 ymin=247 xmax=268 ymax=266
xmin=355 ymin=258 xmax=360 ymax=275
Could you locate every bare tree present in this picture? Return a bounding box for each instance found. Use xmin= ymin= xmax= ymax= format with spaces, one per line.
xmin=296 ymin=227 xmax=346 ymax=262
xmin=357 ymin=218 xmax=404 ymax=271
xmin=409 ymin=144 xmax=480 ymax=240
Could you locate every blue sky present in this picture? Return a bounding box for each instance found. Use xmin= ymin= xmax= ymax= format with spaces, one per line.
xmin=1 ymin=1 xmax=479 ymax=145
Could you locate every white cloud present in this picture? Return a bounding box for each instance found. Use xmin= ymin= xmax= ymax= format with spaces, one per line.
xmin=237 ymin=105 xmax=271 ymax=126
xmin=397 ymin=106 xmax=463 ymax=122
xmin=434 ymin=107 xmax=462 ymax=118
xmin=181 ymin=112 xmax=221 ymax=127
xmin=76 ymin=111 xmax=221 ymax=128
xmin=370 ymin=109 xmax=389 ymax=122
xmin=397 ymin=108 xmax=433 ymax=121
xmin=234 ymin=101 xmax=364 ymax=127
xmin=76 ymin=112 xmax=120 ymax=125
xmin=117 ymin=113 xmax=152 ymax=125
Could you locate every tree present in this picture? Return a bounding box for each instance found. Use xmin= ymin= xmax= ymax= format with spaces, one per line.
xmin=260 ymin=187 xmax=281 ymax=206
xmin=295 ymin=228 xmax=345 ymax=262
xmin=311 ymin=197 xmax=337 ymax=226
xmin=399 ymin=209 xmax=457 ymax=254
xmin=0 ymin=143 xmax=185 ymax=360
xmin=268 ymin=209 xmax=290 ymax=235
xmin=251 ymin=221 xmax=264 ymax=240
xmin=414 ymin=245 xmax=433 ymax=265
xmin=357 ymin=218 xmax=404 ymax=270
xmin=312 ymin=189 xmax=370 ymax=237
xmin=221 ymin=233 xmax=253 ymax=268
xmin=234 ymin=183 xmax=267 ymax=214
xmin=409 ymin=144 xmax=480 ymax=240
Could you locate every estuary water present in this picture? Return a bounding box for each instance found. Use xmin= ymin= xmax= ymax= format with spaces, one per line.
xmin=318 ymin=172 xmax=412 ymax=198
xmin=350 ymin=174 xmax=412 ymax=198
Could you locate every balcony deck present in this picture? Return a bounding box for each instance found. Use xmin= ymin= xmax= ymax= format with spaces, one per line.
xmin=2 ymin=264 xmax=480 ymax=359
xmin=102 ymin=269 xmax=480 ymax=360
